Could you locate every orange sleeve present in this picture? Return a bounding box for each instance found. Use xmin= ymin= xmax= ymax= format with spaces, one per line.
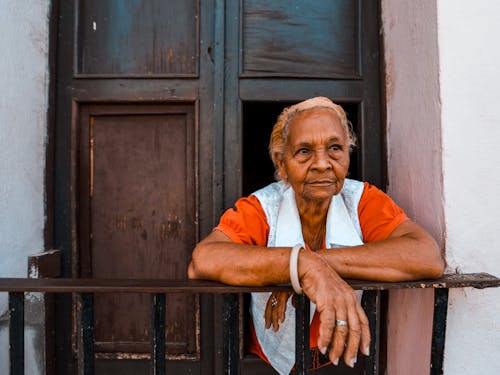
xmin=358 ymin=182 xmax=409 ymax=242
xmin=214 ymin=195 xmax=269 ymax=246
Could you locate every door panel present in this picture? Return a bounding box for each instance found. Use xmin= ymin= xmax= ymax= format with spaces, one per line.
xmin=77 ymin=0 xmax=199 ymax=76
xmin=241 ymin=0 xmax=360 ymax=78
xmin=79 ymin=104 xmax=198 ymax=358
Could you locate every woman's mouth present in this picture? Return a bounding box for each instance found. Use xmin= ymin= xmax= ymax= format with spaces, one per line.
xmin=306 ymin=180 xmax=335 ymax=186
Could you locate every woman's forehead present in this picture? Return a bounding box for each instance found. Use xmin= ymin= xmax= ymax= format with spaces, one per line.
xmin=287 ymin=109 xmax=346 ymax=143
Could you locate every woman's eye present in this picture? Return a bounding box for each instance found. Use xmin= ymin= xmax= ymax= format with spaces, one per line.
xmin=329 ymin=144 xmax=342 ymax=152
xmin=297 ymin=148 xmax=310 ymax=155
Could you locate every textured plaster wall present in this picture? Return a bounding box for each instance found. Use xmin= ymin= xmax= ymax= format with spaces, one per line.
xmin=0 ymin=0 xmax=50 ymax=374
xmin=381 ymin=1 xmax=442 ymax=374
xmin=437 ymin=1 xmax=500 ymax=374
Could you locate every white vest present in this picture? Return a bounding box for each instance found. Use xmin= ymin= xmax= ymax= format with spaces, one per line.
xmin=251 ymin=178 xmax=365 ymax=375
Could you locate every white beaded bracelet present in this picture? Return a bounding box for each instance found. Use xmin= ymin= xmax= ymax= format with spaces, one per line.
xmin=290 ymin=244 xmax=304 ymax=294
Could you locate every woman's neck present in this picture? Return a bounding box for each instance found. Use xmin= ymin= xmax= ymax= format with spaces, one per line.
xmin=296 ymin=196 xmax=331 ymax=251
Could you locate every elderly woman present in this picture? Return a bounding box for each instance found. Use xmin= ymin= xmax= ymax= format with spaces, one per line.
xmin=188 ymin=97 xmax=444 ymax=374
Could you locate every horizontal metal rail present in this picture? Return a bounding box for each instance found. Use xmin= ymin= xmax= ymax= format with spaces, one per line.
xmin=0 ymin=273 xmax=498 ymax=293
xmin=1 ymin=273 xmax=499 ymax=375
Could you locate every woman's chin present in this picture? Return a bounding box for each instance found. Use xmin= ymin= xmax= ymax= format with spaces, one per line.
xmin=300 ymin=187 xmax=339 ymax=203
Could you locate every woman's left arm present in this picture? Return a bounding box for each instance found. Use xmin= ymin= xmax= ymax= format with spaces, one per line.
xmin=318 ymin=220 xmax=445 ymax=282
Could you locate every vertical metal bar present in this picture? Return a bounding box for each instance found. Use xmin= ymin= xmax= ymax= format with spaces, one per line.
xmin=222 ymin=293 xmax=239 ymax=375
xmin=362 ymin=290 xmax=380 ymax=375
xmin=9 ymin=292 xmax=24 ymax=375
xmin=151 ymin=293 xmax=166 ymax=375
xmin=295 ymin=293 xmax=310 ymax=375
xmin=430 ymin=288 xmax=449 ymax=375
xmin=81 ymin=293 xmax=94 ymax=375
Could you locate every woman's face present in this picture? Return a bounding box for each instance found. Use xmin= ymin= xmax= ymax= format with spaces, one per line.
xmin=277 ymin=108 xmax=350 ymax=205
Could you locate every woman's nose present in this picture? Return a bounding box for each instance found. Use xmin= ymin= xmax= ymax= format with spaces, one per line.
xmin=311 ymin=150 xmax=331 ymax=170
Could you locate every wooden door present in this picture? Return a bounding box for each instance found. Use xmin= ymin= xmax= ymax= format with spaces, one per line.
xmin=53 ymin=1 xmax=219 ymax=374
xmin=53 ymin=1 xmax=382 ymax=374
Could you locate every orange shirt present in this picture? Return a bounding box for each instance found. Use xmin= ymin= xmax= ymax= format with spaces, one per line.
xmin=215 ymin=182 xmax=408 ymax=366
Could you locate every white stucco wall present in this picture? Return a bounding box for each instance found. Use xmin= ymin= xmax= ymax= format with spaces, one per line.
xmin=437 ymin=1 xmax=500 ymax=374
xmin=0 ymin=1 xmax=50 ymax=374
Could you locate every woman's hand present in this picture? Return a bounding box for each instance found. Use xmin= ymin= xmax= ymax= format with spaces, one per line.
xmin=299 ymin=251 xmax=370 ymax=368
xmin=264 ymin=291 xmax=294 ymax=331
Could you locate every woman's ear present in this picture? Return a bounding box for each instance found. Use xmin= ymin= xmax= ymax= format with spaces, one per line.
xmin=276 ymin=157 xmax=287 ymax=182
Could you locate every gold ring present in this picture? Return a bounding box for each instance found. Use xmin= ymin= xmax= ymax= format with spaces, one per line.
xmin=271 ymin=296 xmax=278 ymax=307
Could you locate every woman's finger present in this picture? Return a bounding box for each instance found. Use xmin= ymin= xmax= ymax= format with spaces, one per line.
xmin=272 ymin=300 xmax=280 ymax=331
xmin=264 ymin=294 xmax=275 ymax=329
xmin=356 ymin=303 xmax=371 ymax=356
xmin=317 ymin=308 xmax=336 ymax=357
xmin=277 ymin=294 xmax=288 ymax=324
xmin=344 ymin=300 xmax=361 ymax=367
xmin=328 ymin=311 xmax=348 ymax=366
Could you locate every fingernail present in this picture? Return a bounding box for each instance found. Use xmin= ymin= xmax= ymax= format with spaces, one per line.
xmin=319 ymin=346 xmax=327 ymax=355
xmin=333 ymin=357 xmax=339 ymax=366
xmin=365 ymin=345 xmax=370 ymax=356
xmin=349 ymin=357 xmax=357 ymax=368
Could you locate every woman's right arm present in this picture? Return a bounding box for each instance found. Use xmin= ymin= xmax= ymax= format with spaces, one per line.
xmin=188 ymin=230 xmax=370 ymax=367
xmin=188 ymin=229 xmax=292 ymax=286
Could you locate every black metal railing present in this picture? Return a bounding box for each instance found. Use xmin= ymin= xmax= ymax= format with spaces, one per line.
xmin=0 ymin=274 xmax=499 ymax=375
